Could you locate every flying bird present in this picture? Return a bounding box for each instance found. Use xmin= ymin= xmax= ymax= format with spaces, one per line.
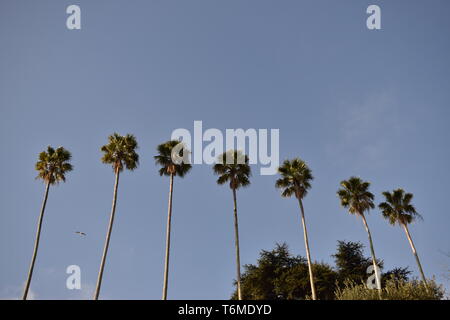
xmin=75 ymin=231 xmax=86 ymax=236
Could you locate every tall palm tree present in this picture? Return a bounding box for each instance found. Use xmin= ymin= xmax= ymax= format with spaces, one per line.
xmin=155 ymin=140 xmax=192 ymax=300
xmin=23 ymin=146 xmax=73 ymax=300
xmin=337 ymin=177 xmax=382 ymax=291
xmin=94 ymin=133 xmax=139 ymax=300
xmin=213 ymin=150 xmax=251 ymax=300
xmin=275 ymin=158 xmax=317 ymax=300
xmin=379 ymin=189 xmax=427 ymax=283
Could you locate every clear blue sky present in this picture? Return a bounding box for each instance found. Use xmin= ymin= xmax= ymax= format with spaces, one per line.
xmin=1 ymin=0 xmax=449 ymax=299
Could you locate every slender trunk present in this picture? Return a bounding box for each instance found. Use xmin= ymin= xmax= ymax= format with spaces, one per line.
xmin=22 ymin=182 xmax=50 ymax=300
xmin=402 ymin=223 xmax=427 ymax=284
xmin=298 ymin=198 xmax=317 ymax=300
xmin=232 ymin=188 xmax=242 ymax=300
xmin=360 ymin=213 xmax=382 ymax=293
xmin=93 ymin=168 xmax=120 ymax=300
xmin=162 ymin=173 xmax=174 ymax=300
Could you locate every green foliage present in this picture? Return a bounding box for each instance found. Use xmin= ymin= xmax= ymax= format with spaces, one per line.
xmin=101 ymin=133 xmax=139 ymax=172
xmin=337 ymin=177 xmax=375 ymax=216
xmin=231 ymin=243 xmax=337 ymax=300
xmin=379 ymin=189 xmax=422 ymax=226
xmin=213 ymin=150 xmax=251 ymax=190
xmin=333 ymin=241 xmax=376 ymax=285
xmin=333 ymin=241 xmax=415 ymax=288
xmin=232 ymin=241 xmax=427 ymax=300
xmin=335 ymin=278 xmax=444 ymax=300
xmin=276 ymin=262 xmax=338 ymax=300
xmin=382 ymin=267 xmax=411 ymax=286
xmin=35 ymin=146 xmax=73 ymax=184
xmin=275 ymin=158 xmax=313 ymax=199
xmin=154 ymin=140 xmax=192 ymax=177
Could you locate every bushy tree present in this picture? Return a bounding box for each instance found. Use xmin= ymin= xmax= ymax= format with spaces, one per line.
xmin=232 ymin=241 xmax=421 ymax=300
xmin=332 ymin=241 xmax=383 ymax=285
xmin=231 ymin=243 xmax=337 ymax=300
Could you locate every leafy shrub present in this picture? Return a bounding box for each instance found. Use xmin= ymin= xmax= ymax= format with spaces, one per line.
xmin=335 ymin=278 xmax=445 ymax=300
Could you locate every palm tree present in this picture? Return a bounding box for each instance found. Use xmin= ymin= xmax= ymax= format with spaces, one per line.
xmin=337 ymin=177 xmax=382 ymax=291
xmin=213 ymin=150 xmax=251 ymax=300
xmin=94 ymin=133 xmax=139 ymax=300
xmin=275 ymin=158 xmax=317 ymax=300
xmin=155 ymin=140 xmax=192 ymax=300
xmin=23 ymin=146 xmax=73 ymax=300
xmin=379 ymin=189 xmax=427 ymax=283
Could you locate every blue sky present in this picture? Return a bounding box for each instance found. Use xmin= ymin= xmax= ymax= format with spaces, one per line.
xmin=0 ymin=0 xmax=449 ymax=299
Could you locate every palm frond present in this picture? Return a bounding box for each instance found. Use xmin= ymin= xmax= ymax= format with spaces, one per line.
xmin=275 ymin=158 xmax=313 ymax=200
xmin=337 ymin=176 xmax=374 ymax=216
xmin=213 ymin=150 xmax=251 ymax=190
xmin=155 ymin=140 xmax=192 ymax=178
xmin=35 ymin=146 xmax=73 ymax=184
xmin=101 ymin=133 xmax=140 ymax=172
xmin=379 ymin=189 xmax=422 ymax=226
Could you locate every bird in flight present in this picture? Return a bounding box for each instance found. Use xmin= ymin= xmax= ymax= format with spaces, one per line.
xmin=75 ymin=231 xmax=86 ymax=236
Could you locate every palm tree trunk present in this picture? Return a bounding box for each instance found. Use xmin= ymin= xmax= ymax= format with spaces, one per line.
xmin=22 ymin=182 xmax=50 ymax=300
xmin=232 ymin=188 xmax=242 ymax=300
xmin=360 ymin=213 xmax=382 ymax=293
xmin=298 ymin=198 xmax=317 ymax=300
xmin=402 ymin=223 xmax=427 ymax=284
xmin=93 ymin=168 xmax=120 ymax=300
xmin=162 ymin=173 xmax=174 ymax=300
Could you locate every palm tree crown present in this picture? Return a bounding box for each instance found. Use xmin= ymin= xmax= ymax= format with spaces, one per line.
xmin=379 ymin=189 xmax=422 ymax=226
xmin=35 ymin=146 xmax=73 ymax=184
xmin=101 ymin=133 xmax=139 ymax=172
xmin=155 ymin=140 xmax=192 ymax=300
xmin=275 ymin=158 xmax=317 ymax=299
xmin=154 ymin=140 xmax=192 ymax=177
xmin=213 ymin=150 xmax=251 ymax=189
xmin=275 ymin=158 xmax=313 ymax=199
xmin=337 ymin=177 xmax=375 ymax=215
